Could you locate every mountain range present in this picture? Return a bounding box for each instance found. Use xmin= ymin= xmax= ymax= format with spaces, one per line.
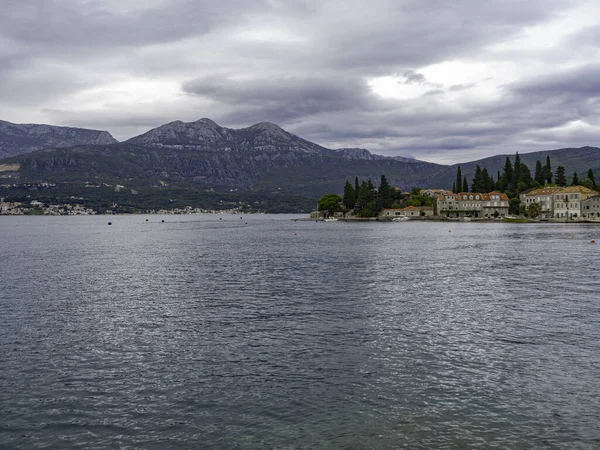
xmin=1 ymin=118 xmax=599 ymax=199
xmin=0 ymin=119 xmax=117 ymax=159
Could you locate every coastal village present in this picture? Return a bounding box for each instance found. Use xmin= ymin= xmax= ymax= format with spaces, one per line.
xmin=379 ymin=185 xmax=600 ymax=221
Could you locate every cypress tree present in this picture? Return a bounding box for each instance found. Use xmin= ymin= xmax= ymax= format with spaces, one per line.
xmin=482 ymin=168 xmax=493 ymax=192
xmin=511 ymin=153 xmax=521 ymax=191
xmin=534 ymin=160 xmax=544 ymax=185
xmin=587 ymin=169 xmax=596 ymax=190
xmin=520 ymin=162 xmax=533 ymax=188
xmin=452 ymin=182 xmax=456 ymax=194
xmin=462 ymin=176 xmax=468 ymax=193
xmin=343 ymin=180 xmax=355 ymax=210
xmin=456 ymin=166 xmax=462 ymax=193
xmin=377 ymin=175 xmax=392 ymax=209
xmin=354 ymin=177 xmax=360 ymax=204
xmin=555 ymin=166 xmax=567 ymax=186
xmin=572 ymin=172 xmax=580 ymax=186
xmin=472 ymin=165 xmax=484 ymax=192
xmin=501 ymin=157 xmax=513 ymax=192
xmin=544 ymin=156 xmax=552 ymax=184
xmin=356 ymin=181 xmax=371 ymax=207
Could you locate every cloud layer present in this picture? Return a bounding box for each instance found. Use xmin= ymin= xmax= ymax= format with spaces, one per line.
xmin=2 ymin=0 xmax=600 ymax=163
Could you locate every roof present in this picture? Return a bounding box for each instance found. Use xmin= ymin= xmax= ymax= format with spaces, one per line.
xmin=438 ymin=192 xmax=509 ymax=201
xmin=555 ymin=185 xmax=597 ymax=194
xmin=524 ymin=187 xmax=563 ymax=196
xmin=404 ymin=205 xmax=433 ymax=210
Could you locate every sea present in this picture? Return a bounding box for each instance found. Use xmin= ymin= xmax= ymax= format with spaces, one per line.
xmin=1 ymin=215 xmax=599 ymax=449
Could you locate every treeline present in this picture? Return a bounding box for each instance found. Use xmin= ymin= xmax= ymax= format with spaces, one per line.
xmin=318 ymin=175 xmax=434 ymax=217
xmin=455 ymin=154 xmax=597 ymax=195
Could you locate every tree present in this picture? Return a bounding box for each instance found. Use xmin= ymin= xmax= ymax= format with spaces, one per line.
xmin=519 ymin=162 xmax=533 ymax=189
xmin=356 ymin=181 xmax=373 ymax=207
xmin=462 ymin=177 xmax=468 ymax=193
xmin=354 ymin=177 xmax=360 ymax=204
xmin=318 ymin=194 xmax=342 ymax=215
xmin=534 ymin=160 xmax=544 ymax=185
xmin=572 ymin=172 xmax=580 ymax=186
xmin=544 ymin=156 xmax=552 ymax=184
xmin=527 ymin=202 xmax=541 ymax=218
xmin=455 ymin=166 xmax=462 ymax=193
xmin=511 ymin=153 xmax=522 ymax=191
xmin=587 ymin=169 xmax=596 ymax=190
xmin=500 ymin=157 xmax=513 ymax=191
xmin=555 ymin=166 xmax=567 ymax=186
xmin=452 ymin=182 xmax=456 ymax=194
xmin=482 ymin=168 xmax=493 ymax=192
xmin=471 ymin=165 xmax=484 ymax=192
xmin=343 ymin=180 xmax=355 ymax=210
xmin=377 ymin=175 xmax=392 ymax=210
xmin=582 ymin=178 xmax=595 ymax=190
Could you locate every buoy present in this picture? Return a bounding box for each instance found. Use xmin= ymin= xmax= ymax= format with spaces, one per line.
xmin=108 ymin=222 xmax=112 ymax=225
xmin=145 ymin=219 xmax=148 ymax=222
xmin=448 ymin=229 xmax=451 ymax=232
xmin=161 ymin=219 xmax=164 ymax=223
xmin=245 ymin=222 xmax=248 ymax=224
xmin=294 ymin=232 xmax=297 ymax=236
xmin=240 ymin=217 xmax=243 ymax=219
xmin=220 ymin=217 xmax=222 ymax=220
xmin=592 ymin=240 xmax=596 ymax=244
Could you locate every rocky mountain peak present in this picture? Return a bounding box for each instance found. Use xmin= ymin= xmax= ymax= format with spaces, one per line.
xmin=0 ymin=119 xmax=117 ymax=159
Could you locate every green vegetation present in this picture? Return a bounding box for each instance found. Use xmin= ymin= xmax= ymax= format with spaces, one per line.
xmin=317 ymin=174 xmax=434 ymax=218
xmin=450 ymin=153 xmax=599 ymax=215
xmin=0 ymin=183 xmax=315 ymax=214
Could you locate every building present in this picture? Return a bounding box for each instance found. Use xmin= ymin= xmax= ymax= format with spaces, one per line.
xmin=520 ymin=187 xmax=563 ymax=218
xmin=436 ymin=192 xmax=509 ymax=218
xmin=419 ymin=189 xmax=452 ymax=198
xmin=582 ymin=195 xmax=600 ymax=219
xmin=551 ymin=186 xmax=597 ymax=218
xmin=380 ymin=206 xmax=434 ymax=218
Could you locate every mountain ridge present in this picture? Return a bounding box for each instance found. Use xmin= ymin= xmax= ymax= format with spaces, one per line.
xmin=1 ymin=117 xmax=599 ymax=198
xmin=0 ymin=119 xmax=118 ymax=159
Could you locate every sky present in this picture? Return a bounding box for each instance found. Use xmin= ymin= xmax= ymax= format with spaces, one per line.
xmin=1 ymin=0 xmax=600 ymax=164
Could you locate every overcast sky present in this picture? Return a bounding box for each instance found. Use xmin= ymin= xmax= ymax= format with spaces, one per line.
xmin=1 ymin=0 xmax=600 ymax=163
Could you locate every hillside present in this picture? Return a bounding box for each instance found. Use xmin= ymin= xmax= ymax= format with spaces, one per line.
xmin=430 ymin=147 xmax=600 ymax=189
xmin=0 ymin=120 xmax=118 ymax=159
xmin=1 ymin=118 xmax=445 ymax=198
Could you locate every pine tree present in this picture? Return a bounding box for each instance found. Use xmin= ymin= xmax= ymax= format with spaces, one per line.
xmin=343 ymin=180 xmax=355 ymax=210
xmin=544 ymin=156 xmax=552 ymax=184
xmin=501 ymin=157 xmax=513 ymax=192
xmin=520 ymin=162 xmax=533 ymax=188
xmin=587 ymin=169 xmax=596 ymax=190
xmin=462 ymin=176 xmax=468 ymax=193
xmin=482 ymin=168 xmax=493 ymax=192
xmin=555 ymin=166 xmax=567 ymax=186
xmin=455 ymin=166 xmax=462 ymax=193
xmin=511 ymin=153 xmax=521 ymax=191
xmin=376 ymin=175 xmax=392 ymax=210
xmin=572 ymin=172 xmax=580 ymax=186
xmin=354 ymin=177 xmax=360 ymax=204
xmin=356 ymin=181 xmax=372 ymax=207
xmin=534 ymin=160 xmax=544 ymax=185
xmin=472 ymin=165 xmax=484 ymax=192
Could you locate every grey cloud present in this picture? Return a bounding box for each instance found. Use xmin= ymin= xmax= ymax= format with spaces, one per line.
xmin=182 ymin=75 xmax=379 ymax=123
xmin=510 ymin=64 xmax=600 ymax=98
xmin=1 ymin=0 xmax=599 ymax=163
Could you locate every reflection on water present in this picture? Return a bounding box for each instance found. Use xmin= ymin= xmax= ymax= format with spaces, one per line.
xmin=1 ymin=216 xmax=600 ymax=449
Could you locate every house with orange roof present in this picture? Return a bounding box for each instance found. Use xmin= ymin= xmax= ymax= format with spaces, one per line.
xmin=437 ymin=191 xmax=509 ymax=218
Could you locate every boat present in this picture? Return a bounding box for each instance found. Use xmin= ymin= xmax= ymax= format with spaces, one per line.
xmin=392 ymin=216 xmax=410 ymax=222
xmin=460 ymin=217 xmax=472 ymax=222
xmin=503 ymin=215 xmax=528 ymax=223
xmin=324 ymin=217 xmax=338 ymax=222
